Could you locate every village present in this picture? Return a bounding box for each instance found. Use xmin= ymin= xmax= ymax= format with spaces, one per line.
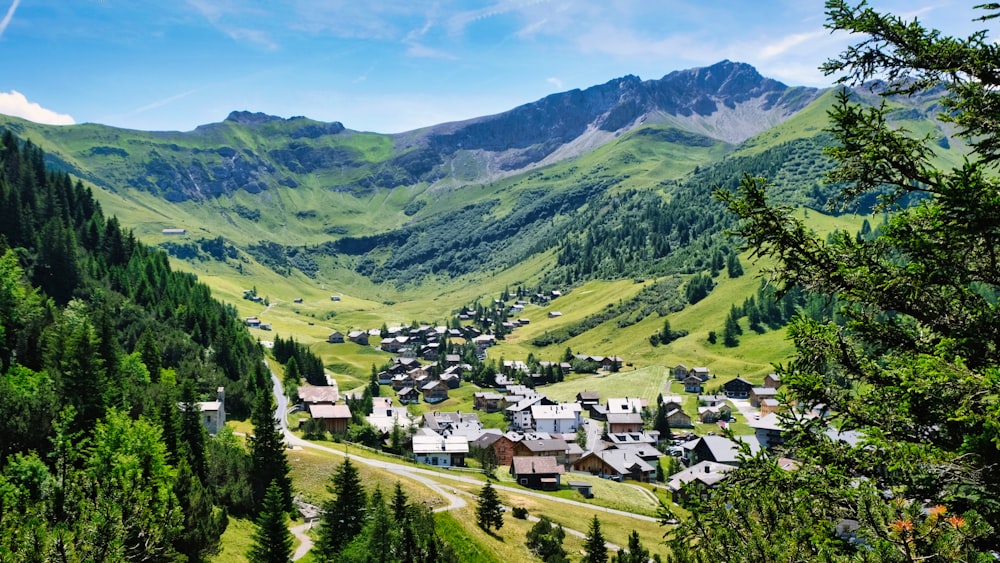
xmin=232 ymin=285 xmax=864 ymax=514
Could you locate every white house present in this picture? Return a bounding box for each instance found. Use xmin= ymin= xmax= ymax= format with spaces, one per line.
xmin=196 ymin=387 xmax=226 ymax=435
xmin=412 ymin=433 xmax=469 ymax=467
xmin=530 ymin=403 xmax=583 ymax=433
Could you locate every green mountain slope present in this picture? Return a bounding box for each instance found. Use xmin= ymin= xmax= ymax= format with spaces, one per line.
xmin=0 ymin=63 xmax=968 ymax=372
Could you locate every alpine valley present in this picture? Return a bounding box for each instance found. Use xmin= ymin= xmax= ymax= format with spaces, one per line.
xmin=0 ymin=60 xmax=965 ymax=382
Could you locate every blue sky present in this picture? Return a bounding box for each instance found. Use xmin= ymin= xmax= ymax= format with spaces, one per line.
xmin=0 ymin=1 xmax=990 ymax=133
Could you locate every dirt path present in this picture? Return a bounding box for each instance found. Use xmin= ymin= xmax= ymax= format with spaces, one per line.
xmin=290 ymin=522 xmax=313 ymax=561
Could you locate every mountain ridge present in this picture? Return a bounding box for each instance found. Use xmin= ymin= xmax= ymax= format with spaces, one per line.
xmin=0 ymin=60 xmax=823 ymax=203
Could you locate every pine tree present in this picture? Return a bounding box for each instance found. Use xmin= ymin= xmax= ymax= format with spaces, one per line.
xmin=526 ymin=516 xmax=568 ymax=563
xmin=673 ymin=2 xmax=1000 ymax=559
xmin=247 ymin=479 xmax=293 ymax=563
xmin=391 ymin=480 xmax=408 ymax=523
xmin=615 ymin=530 xmax=649 ymax=563
xmin=582 ymin=515 xmax=608 ymax=563
xmin=316 ymin=457 xmax=367 ymax=559
xmin=173 ymin=456 xmax=226 ymax=562
xmin=249 ymin=389 xmax=292 ymax=514
xmin=283 ymin=356 xmax=301 ymax=398
xmin=180 ymin=377 xmax=209 ymax=481
xmin=475 ymin=482 xmax=504 ymax=532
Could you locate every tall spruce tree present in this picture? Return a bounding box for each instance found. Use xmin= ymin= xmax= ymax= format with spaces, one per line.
xmin=249 ymin=389 xmax=292 ymax=514
xmin=475 ymin=482 xmax=504 ymax=532
xmin=582 ymin=515 xmax=608 ymax=563
xmin=247 ymin=479 xmax=293 ymax=563
xmin=315 ymin=457 xmax=367 ymax=560
xmin=668 ymin=1 xmax=1000 ymax=560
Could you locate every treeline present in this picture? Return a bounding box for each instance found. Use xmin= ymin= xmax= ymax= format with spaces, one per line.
xmin=0 ymin=130 xmax=270 ymax=560
xmin=272 ymin=333 xmax=326 ymax=385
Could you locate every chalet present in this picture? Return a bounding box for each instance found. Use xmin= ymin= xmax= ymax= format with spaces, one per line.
xmin=259 ymin=323 xmax=272 ymax=331
xmin=597 ymin=356 xmax=624 ymax=371
xmin=686 ymin=435 xmax=760 ymax=466
xmin=606 ymin=412 xmax=644 ymax=434
xmin=698 ymin=405 xmax=732 ymax=424
xmin=397 ymin=387 xmax=420 ymax=404
xmin=308 ymin=404 xmax=352 ymax=434
xmin=327 ymin=330 xmax=345 ymax=344
xmin=293 ymin=297 xmax=303 ymax=303
xmin=347 ymin=330 xmax=369 ymax=345
xmin=423 ymin=411 xmax=482 ymax=434
xmin=421 ymin=380 xmax=449 ymax=404
xmin=298 ymin=385 xmax=339 ymax=409
xmin=472 ymin=334 xmax=495 ymax=351
xmin=606 ymin=431 xmax=660 ymax=448
xmin=420 ymin=343 xmax=440 ymax=361
xmin=547 ymin=311 xmax=562 ymax=318
xmin=510 ymin=456 xmax=564 ymax=491
xmin=193 ymin=387 xmax=226 ymax=435
xmin=576 ymin=391 xmax=600 ymax=407
xmin=683 ymin=375 xmax=704 ymax=393
xmin=586 ymin=404 xmax=608 ymax=421
xmin=760 ymin=398 xmax=782 ymax=417
xmin=691 ymin=367 xmax=711 ymax=381
xmin=391 ymin=374 xmax=414 ymax=392
xmin=531 ymin=403 xmax=583 ymax=433
xmin=444 ymin=354 xmax=461 ymax=366
xmin=572 ymin=450 xmax=655 ymax=482
xmin=763 ymin=373 xmax=782 ymax=389
xmin=722 ymin=377 xmax=754 ymax=399
xmin=517 ymin=318 xmax=531 ymax=325
xmin=666 ymin=408 xmax=693 ymax=428
xmin=749 ymin=387 xmax=779 ymax=407
xmin=607 ymin=442 xmax=661 ymax=464
xmin=412 ymin=434 xmax=468 ymax=467
xmin=245 ymin=317 xmax=261 ymax=328
xmin=607 ymin=397 xmax=647 ymax=414
xmin=506 ymin=396 xmax=546 ymax=431
xmin=513 ymin=438 xmax=569 ymax=465
xmin=672 ymin=364 xmax=689 ymax=380
xmin=699 ymin=395 xmax=729 ymax=408
xmin=490 ymin=433 xmax=520 ymax=466
xmin=660 ymin=395 xmax=684 ymax=412
xmin=667 ymin=461 xmax=733 ymax=502
xmin=377 ymin=371 xmax=393 ymax=385
xmin=440 ymin=372 xmax=461 ymax=389
xmin=381 ymin=336 xmax=410 ymax=353
xmin=366 ymin=401 xmax=416 ymax=435
xmin=473 ymin=392 xmax=504 ymax=413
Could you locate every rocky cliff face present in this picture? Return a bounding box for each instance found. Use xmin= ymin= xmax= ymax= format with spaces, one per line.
xmin=411 ymin=60 xmax=821 ymax=174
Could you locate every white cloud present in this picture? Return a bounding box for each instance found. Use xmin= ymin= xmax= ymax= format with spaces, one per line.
xmin=0 ymin=0 xmax=20 ymax=38
xmin=759 ymin=29 xmax=828 ymax=59
xmin=0 ymin=91 xmax=75 ymax=125
xmin=547 ymin=76 xmax=563 ymax=88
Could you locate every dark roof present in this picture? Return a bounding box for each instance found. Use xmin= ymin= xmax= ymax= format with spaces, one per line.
xmin=511 ymin=456 xmax=564 ymax=475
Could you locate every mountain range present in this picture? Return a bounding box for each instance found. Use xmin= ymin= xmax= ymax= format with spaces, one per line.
xmin=0 ymin=60 xmax=960 ymax=349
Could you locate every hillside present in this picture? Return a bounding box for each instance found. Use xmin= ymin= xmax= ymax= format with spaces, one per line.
xmin=0 ymin=61 xmax=965 ymax=372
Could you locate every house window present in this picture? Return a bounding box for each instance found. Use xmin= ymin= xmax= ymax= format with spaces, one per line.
xmin=520 ymin=479 xmax=528 ymax=485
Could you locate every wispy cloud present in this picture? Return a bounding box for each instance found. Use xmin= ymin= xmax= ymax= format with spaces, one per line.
xmin=546 ymin=76 xmax=563 ymax=88
xmin=185 ymin=0 xmax=278 ymax=50
xmin=0 ymin=0 xmax=20 ymax=38
xmin=405 ymin=41 xmax=458 ymax=59
xmin=0 ymin=90 xmax=74 ymax=125
xmin=122 ymin=89 xmax=199 ymax=118
xmin=759 ymin=29 xmax=828 ymax=59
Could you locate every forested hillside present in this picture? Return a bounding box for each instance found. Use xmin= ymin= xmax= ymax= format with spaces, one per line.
xmin=0 ymin=131 xmax=271 ymax=560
